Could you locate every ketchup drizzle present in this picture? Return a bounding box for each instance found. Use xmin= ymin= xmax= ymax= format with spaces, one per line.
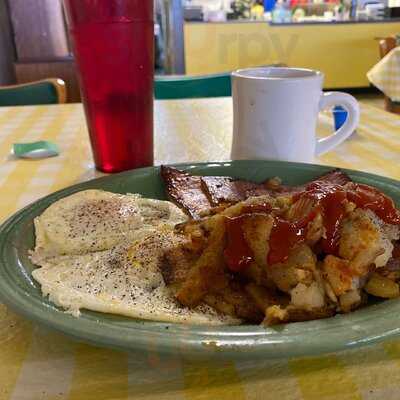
xmin=346 ymin=183 xmax=400 ymax=225
xmin=268 ymin=181 xmax=400 ymax=265
xmin=224 ymin=216 xmax=254 ymax=272
xmin=223 ymin=179 xmax=400 ymax=270
xmin=268 ymin=215 xmax=314 ymax=265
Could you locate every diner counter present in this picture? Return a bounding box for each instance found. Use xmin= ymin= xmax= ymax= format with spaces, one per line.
xmin=0 ymin=99 xmax=400 ymax=399
xmin=187 ymin=17 xmax=400 ymax=25
xmin=271 ymin=17 xmax=400 ymax=25
xmin=184 ymin=19 xmax=400 ymax=88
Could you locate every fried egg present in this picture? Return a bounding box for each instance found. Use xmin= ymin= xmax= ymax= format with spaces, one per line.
xmin=31 ymin=190 xmax=237 ymax=325
xmin=31 ymin=189 xmax=187 ymax=263
xmin=32 ymin=228 xmax=237 ymax=325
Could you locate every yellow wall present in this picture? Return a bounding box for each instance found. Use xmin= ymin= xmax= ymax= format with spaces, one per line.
xmin=184 ymin=21 xmax=400 ymax=88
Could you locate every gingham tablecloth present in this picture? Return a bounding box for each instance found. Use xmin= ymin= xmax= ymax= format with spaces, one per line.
xmin=368 ymin=46 xmax=400 ymax=102
xmin=1 ymin=99 xmax=400 ymax=400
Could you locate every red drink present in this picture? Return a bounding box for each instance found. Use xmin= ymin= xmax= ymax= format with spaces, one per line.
xmin=63 ymin=0 xmax=154 ymax=173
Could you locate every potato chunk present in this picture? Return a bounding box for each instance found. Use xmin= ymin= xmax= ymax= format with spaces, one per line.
xmin=268 ymin=244 xmax=316 ymax=293
xmin=322 ymin=255 xmax=354 ymax=296
xmin=290 ymin=282 xmax=325 ymax=311
xmin=364 ymin=273 xmax=400 ymax=299
xmin=339 ymin=289 xmax=362 ymax=312
xmin=241 ymin=214 xmax=273 ymax=269
xmin=245 ymin=283 xmax=288 ymax=312
xmin=176 ymin=215 xmax=227 ymax=307
xmin=264 ymin=304 xmax=334 ymax=325
xmin=204 ymin=283 xmax=264 ymax=323
xmin=339 ymin=209 xmax=384 ymax=273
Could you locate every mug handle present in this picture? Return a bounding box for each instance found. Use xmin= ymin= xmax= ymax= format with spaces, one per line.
xmin=316 ymin=92 xmax=360 ymax=156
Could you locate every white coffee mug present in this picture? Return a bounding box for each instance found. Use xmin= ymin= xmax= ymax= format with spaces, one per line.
xmin=231 ymin=67 xmax=360 ymax=163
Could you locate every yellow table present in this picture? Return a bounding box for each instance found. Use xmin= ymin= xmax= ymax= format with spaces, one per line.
xmin=1 ymin=99 xmax=400 ymax=400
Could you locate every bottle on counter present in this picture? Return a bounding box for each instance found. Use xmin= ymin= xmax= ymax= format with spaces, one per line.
xmin=231 ymin=0 xmax=252 ymax=19
xmin=272 ymin=0 xmax=291 ymax=22
xmin=292 ymin=6 xmax=306 ymax=21
xmin=350 ymin=0 xmax=357 ymax=19
xmin=264 ymin=0 xmax=276 ymax=11
xmin=250 ymin=0 xmax=265 ymax=19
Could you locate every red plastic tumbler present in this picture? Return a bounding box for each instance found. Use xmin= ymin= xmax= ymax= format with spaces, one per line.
xmin=63 ymin=0 xmax=154 ymax=173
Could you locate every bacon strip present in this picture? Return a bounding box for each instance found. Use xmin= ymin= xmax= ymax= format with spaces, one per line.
xmin=201 ymin=176 xmax=272 ymax=206
xmin=160 ymin=166 xmax=212 ymax=219
xmin=274 ymin=169 xmax=352 ymax=195
xmin=161 ymin=166 xmax=352 ymax=219
xmin=316 ymin=169 xmax=352 ymax=186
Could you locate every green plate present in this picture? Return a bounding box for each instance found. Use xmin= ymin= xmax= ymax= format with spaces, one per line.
xmin=1 ymin=160 xmax=400 ymax=360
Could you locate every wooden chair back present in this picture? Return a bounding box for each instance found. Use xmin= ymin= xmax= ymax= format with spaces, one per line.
xmin=378 ymin=37 xmax=399 ymax=114
xmin=379 ymin=37 xmax=397 ymax=58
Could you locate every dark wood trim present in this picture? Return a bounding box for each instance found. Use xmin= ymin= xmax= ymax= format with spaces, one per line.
xmin=0 ymin=0 xmax=16 ymax=84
